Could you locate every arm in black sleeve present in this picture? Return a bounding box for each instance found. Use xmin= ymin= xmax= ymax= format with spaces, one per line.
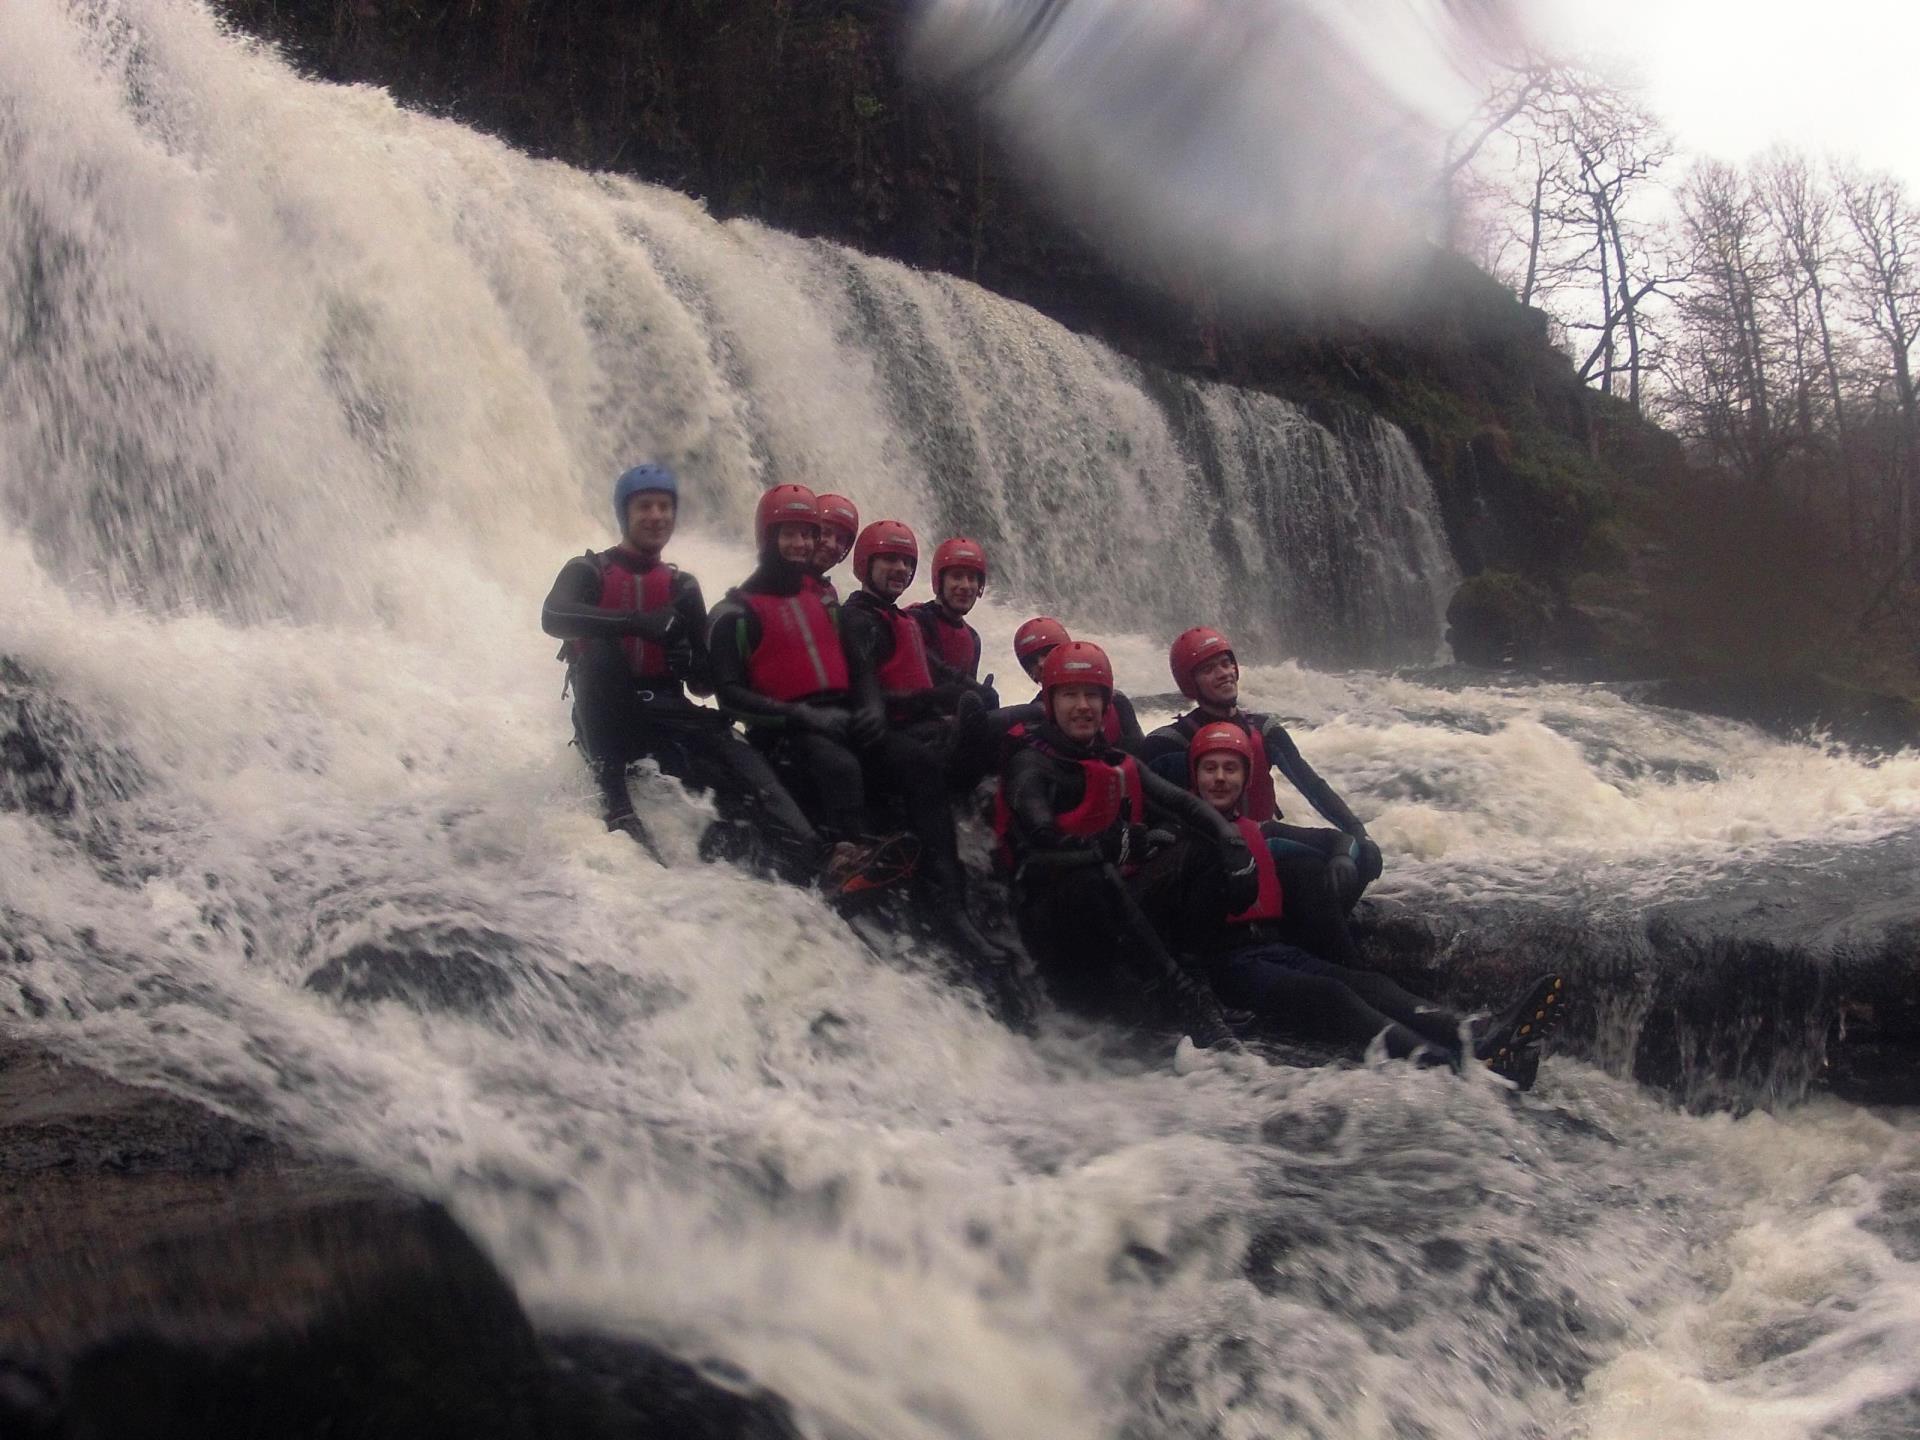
xmin=672 ymin=572 xmax=713 ymax=698
xmin=1110 ymin=692 xmax=1146 ymax=754
xmin=837 ymin=604 xmax=890 ymax=724
xmin=1260 ymin=719 xmax=1366 ymax=837
xmin=540 ymin=557 xmax=632 ymax=641
xmin=1001 ymin=747 xmax=1078 ymax=854
xmin=1139 ymin=765 xmax=1240 ymax=848
xmin=1136 ymin=722 xmax=1189 ymax=766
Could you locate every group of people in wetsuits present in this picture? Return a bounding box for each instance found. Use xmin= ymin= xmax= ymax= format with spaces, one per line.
xmin=542 ymin=464 xmax=1567 ymax=1085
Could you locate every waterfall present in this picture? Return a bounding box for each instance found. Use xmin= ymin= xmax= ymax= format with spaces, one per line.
xmin=1 ymin=0 xmax=1453 ymax=665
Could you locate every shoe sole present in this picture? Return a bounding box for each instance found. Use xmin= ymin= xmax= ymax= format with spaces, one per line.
xmin=1479 ymin=974 xmax=1566 ymax=1080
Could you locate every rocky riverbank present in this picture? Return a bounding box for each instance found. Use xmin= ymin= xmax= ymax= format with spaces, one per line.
xmin=0 ymin=1042 xmax=800 ymax=1438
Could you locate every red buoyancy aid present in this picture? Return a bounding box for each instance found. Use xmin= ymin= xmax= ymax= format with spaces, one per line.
xmin=992 ymin=745 xmax=1145 ymax=869
xmin=586 ymin=556 xmax=676 ymax=680
xmin=741 ymin=589 xmax=850 ymax=701
xmin=1226 ymin=817 xmax=1284 ymax=923
xmin=916 ymin=604 xmax=980 ymax=678
xmin=875 ymin=607 xmax=935 ymax=700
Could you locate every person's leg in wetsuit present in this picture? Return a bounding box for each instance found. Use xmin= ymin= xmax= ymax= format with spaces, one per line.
xmin=1208 ymin=939 xmax=1464 ymax=1059
xmin=573 ymin=638 xmax=827 ymax=880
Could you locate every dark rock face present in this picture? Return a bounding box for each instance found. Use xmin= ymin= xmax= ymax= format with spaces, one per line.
xmin=1445 ymin=571 xmax=1556 ymax=668
xmin=1634 ymin=673 xmax=1920 ymax=756
xmin=0 ymin=1046 xmax=799 ymax=1439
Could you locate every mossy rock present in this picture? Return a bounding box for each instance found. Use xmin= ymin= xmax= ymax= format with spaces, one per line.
xmin=1445 ymin=571 xmax=1555 ymax=667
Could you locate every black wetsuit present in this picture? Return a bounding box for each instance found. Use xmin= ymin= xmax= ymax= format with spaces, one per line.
xmin=1141 ymin=706 xmax=1380 ymax=961
xmin=998 ymin=724 xmax=1253 ymax=1026
xmin=541 ymin=548 xmax=824 ymax=878
xmin=908 ymin=600 xmax=1001 ymax=709
xmin=711 ymin=562 xmax=973 ymax=912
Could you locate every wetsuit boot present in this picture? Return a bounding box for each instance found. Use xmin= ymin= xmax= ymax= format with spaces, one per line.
xmin=1474 ymin=974 xmax=1567 ymax=1088
xmin=1165 ymin=963 xmax=1241 ymax=1053
xmin=596 ymin=760 xmax=664 ymax=862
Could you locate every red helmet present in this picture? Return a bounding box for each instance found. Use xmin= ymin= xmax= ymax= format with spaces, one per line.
xmin=1014 ymin=616 xmax=1070 ymax=667
xmin=816 ymin=493 xmax=860 ymax=540
xmin=1169 ymin=626 xmax=1235 ymax=700
xmin=1188 ymin=721 xmax=1256 ymax=787
xmin=755 ymin=484 xmax=821 ymax=550
xmin=852 ymin=520 xmax=919 ymax=586
xmin=931 ymin=536 xmax=988 ymax=589
xmin=1039 ymin=640 xmax=1114 ymax=702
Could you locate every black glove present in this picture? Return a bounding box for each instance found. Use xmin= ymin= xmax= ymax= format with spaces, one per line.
xmin=976 ymin=675 xmax=1001 ymax=710
xmin=793 ymin=705 xmax=850 ymax=742
xmin=1355 ymin=836 xmax=1383 ymax=885
xmin=663 ymin=637 xmax=695 ymax=678
xmin=1220 ymin=838 xmax=1260 ymax=914
xmin=847 ymin=707 xmax=887 ymax=748
xmin=631 ymin=608 xmax=686 ymax=644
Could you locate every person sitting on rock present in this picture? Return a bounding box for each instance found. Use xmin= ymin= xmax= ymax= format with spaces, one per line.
xmin=540 ymin=464 xmax=850 ymax=887
xmin=995 ymin=640 xmax=1257 ymax=1052
xmin=1186 ymin=721 xmax=1565 ymax=1086
xmin=909 ymin=536 xmax=1000 ymax=708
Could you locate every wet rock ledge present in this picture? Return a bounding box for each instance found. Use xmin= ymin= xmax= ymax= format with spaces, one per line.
xmin=0 ymin=1042 xmax=798 ymax=1439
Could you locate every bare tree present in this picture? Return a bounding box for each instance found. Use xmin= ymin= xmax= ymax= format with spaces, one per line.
xmin=1837 ymin=168 xmax=1920 ymax=569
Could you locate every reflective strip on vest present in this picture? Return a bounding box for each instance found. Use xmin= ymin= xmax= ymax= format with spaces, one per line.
xmin=1226 ymin=816 xmax=1285 ymax=923
xmin=742 ymin=589 xmax=850 ymax=701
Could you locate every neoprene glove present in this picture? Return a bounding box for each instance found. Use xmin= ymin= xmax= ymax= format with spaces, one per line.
xmin=1355 ymin=837 xmax=1383 ymax=885
xmin=630 ymin=608 xmax=685 ymax=643
xmin=794 ymin=705 xmax=850 ymax=742
xmin=1325 ymin=850 xmax=1360 ymax=901
xmin=847 ymin=708 xmax=888 ymax=748
xmin=976 ymin=675 xmax=1001 ymax=710
xmin=1221 ymin=838 xmax=1261 ymax=913
xmin=1098 ymin=823 xmax=1154 ymax=867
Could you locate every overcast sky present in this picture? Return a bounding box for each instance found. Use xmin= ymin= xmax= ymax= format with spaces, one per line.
xmin=1540 ymin=0 xmax=1920 ymax=189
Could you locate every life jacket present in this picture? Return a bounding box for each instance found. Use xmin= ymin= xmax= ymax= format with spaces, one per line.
xmin=992 ymin=736 xmax=1144 ymax=871
xmin=873 ymin=605 xmax=935 ymax=706
xmin=572 ymin=553 xmax=676 ymax=681
xmin=740 ymin=588 xmax=850 ymax=701
xmin=1179 ymin=711 xmax=1277 ymax=821
xmin=807 ymin=572 xmax=840 ymax=604
xmin=914 ymin=602 xmax=980 ymax=679
xmin=1225 ymin=817 xmax=1284 ymax=924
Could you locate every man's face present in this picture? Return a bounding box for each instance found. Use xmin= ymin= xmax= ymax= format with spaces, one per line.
xmin=1194 ymin=652 xmax=1239 ymax=708
xmin=1050 ymin=683 xmax=1106 ymax=743
xmin=938 ymin=567 xmax=983 ymax=615
xmin=776 ymin=523 xmax=820 ymax=564
xmin=624 ymin=492 xmax=677 ymax=554
xmin=1195 ymin=753 xmax=1248 ymax=814
xmin=1021 ymin=645 xmax=1057 ymax=685
xmin=814 ymin=526 xmax=853 ymax=572
xmin=868 ymin=553 xmax=914 ymax=600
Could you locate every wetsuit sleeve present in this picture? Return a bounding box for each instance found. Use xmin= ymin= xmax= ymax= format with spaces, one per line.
xmin=1136 ymin=722 xmax=1188 ymax=766
xmin=540 ymin=556 xmax=633 ymax=640
xmin=1000 ymin=747 xmax=1077 ymax=853
xmin=837 ymin=603 xmax=890 ymax=723
xmin=707 ymin=599 xmax=814 ymax=729
xmin=1110 ymin=692 xmax=1146 ymax=754
xmin=673 ymin=572 xmax=713 ymax=698
xmin=1139 ymin=765 xmax=1240 ymax=848
xmin=1260 ymin=719 xmax=1366 ymax=837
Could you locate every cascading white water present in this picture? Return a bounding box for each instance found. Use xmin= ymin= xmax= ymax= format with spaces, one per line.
xmin=4 ymin=4 xmax=1920 ymax=1439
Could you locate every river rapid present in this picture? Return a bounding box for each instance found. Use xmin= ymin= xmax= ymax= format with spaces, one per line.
xmin=4 ymin=3 xmax=1919 ymax=1438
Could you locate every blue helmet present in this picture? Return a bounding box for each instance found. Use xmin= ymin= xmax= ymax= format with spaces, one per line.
xmin=612 ymin=463 xmax=679 ymax=532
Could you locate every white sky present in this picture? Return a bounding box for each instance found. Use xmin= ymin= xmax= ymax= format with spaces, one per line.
xmin=1540 ymin=0 xmax=1920 ymax=189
